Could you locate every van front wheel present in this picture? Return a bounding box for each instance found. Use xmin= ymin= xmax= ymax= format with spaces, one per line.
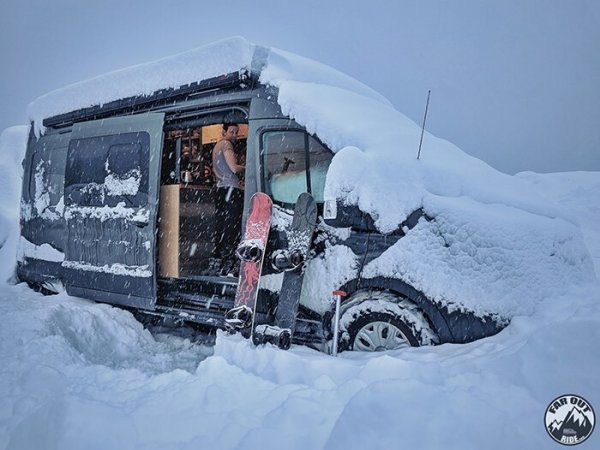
xmin=345 ymin=311 xmax=419 ymax=351
xmin=337 ymin=294 xmax=437 ymax=352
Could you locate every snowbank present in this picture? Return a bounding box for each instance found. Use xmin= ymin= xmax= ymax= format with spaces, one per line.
xmin=0 ymin=280 xmax=598 ymax=450
xmin=0 ymin=126 xmax=28 ymax=283
xmin=516 ymin=171 xmax=600 ymax=275
xmin=363 ymin=195 xmax=594 ymax=319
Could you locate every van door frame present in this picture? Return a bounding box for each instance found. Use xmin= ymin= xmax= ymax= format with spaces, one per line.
xmin=250 ymin=119 xmax=334 ymax=207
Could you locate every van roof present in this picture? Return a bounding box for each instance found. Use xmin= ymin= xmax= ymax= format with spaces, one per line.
xmin=42 ymin=71 xmax=251 ymax=129
xmin=28 ymin=36 xmax=387 ymax=135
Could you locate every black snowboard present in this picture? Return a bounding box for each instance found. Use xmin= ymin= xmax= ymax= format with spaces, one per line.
xmin=254 ymin=192 xmax=317 ymax=349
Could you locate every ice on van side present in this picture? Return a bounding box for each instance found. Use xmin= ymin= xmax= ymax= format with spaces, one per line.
xmin=26 ymin=36 xmax=596 ymax=320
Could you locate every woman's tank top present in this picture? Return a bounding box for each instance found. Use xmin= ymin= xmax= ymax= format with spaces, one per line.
xmin=212 ymin=144 xmax=240 ymax=189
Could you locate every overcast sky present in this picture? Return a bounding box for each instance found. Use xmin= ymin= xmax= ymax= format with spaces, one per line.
xmin=1 ymin=0 xmax=598 ymax=174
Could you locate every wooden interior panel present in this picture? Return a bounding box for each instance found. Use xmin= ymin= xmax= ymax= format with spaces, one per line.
xmin=158 ymin=185 xmax=180 ymax=277
xmin=202 ymin=124 xmax=248 ymax=144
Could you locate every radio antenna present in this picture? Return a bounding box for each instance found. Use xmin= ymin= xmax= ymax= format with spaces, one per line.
xmin=417 ymin=90 xmax=431 ymax=160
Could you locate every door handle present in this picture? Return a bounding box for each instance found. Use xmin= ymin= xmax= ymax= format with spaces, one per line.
xmin=133 ymin=218 xmax=149 ymax=228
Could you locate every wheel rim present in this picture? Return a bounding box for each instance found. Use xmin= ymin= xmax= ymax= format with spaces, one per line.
xmin=354 ymin=321 xmax=411 ymax=351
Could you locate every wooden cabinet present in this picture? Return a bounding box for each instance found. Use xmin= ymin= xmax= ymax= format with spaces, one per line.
xmin=158 ymin=185 xmax=215 ymax=278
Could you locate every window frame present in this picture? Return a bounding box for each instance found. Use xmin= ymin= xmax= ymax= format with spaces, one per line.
xmin=259 ymin=128 xmax=333 ymax=206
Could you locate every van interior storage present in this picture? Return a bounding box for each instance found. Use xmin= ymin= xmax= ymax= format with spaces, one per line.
xmin=157 ymin=123 xmax=248 ymax=279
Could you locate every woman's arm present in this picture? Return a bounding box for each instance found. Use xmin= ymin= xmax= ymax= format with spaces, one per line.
xmin=223 ymin=144 xmax=245 ymax=173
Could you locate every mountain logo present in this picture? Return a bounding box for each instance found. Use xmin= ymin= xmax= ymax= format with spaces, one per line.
xmin=545 ymin=394 xmax=595 ymax=445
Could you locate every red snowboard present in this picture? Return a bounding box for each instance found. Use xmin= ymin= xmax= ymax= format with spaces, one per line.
xmin=224 ymin=192 xmax=272 ymax=331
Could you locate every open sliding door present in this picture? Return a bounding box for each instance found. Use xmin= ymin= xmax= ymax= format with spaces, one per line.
xmin=62 ymin=113 xmax=164 ymax=309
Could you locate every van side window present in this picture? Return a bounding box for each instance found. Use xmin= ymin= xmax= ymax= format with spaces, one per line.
xmin=28 ymin=148 xmax=67 ymax=219
xmin=65 ymin=132 xmax=149 ymax=207
xmin=261 ymin=130 xmax=333 ymax=204
xmin=262 ymin=131 xmax=308 ymax=204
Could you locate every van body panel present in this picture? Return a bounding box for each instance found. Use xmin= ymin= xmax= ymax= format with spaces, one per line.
xmin=17 ymin=129 xmax=70 ymax=288
xmin=248 ymin=92 xmax=286 ymax=120
xmin=62 ymin=113 xmax=164 ymax=309
xmin=20 ymin=131 xmax=70 ymax=251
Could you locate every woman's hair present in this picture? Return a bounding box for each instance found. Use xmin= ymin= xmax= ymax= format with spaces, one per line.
xmin=222 ymin=123 xmax=238 ymax=132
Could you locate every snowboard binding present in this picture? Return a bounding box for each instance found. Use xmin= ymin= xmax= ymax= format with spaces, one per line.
xmin=253 ymin=324 xmax=292 ymax=350
xmin=224 ymin=304 xmax=253 ymax=331
xmin=271 ymin=249 xmax=305 ymax=272
xmin=236 ymin=240 xmax=264 ymax=262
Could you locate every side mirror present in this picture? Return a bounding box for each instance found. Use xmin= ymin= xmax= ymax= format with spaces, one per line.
xmin=323 ymin=199 xmax=377 ymax=231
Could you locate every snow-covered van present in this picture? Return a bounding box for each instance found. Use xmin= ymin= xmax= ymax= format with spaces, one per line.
xmin=17 ymin=38 xmax=594 ymax=352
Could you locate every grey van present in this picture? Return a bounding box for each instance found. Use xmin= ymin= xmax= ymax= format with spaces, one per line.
xmin=18 ymin=55 xmax=504 ymax=353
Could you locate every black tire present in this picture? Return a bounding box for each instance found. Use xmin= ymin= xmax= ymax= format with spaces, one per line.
xmin=27 ymin=281 xmax=59 ymax=296
xmin=338 ymin=294 xmax=437 ymax=352
xmin=344 ymin=310 xmax=419 ymax=352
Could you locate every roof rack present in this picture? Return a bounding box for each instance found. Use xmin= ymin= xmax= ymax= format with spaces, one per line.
xmin=43 ymin=70 xmax=251 ymax=129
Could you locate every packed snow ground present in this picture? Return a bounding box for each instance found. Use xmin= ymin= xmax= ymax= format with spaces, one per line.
xmin=0 ymin=125 xmax=599 ymax=448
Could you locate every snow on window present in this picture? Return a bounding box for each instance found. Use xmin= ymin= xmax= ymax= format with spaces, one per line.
xmin=104 ymin=169 xmax=141 ymax=197
xmin=20 ymin=200 xmax=32 ymax=222
xmin=55 ymin=196 xmax=65 ymax=215
xmin=61 ymin=260 xmax=151 ymax=277
xmin=30 ymin=153 xmax=64 ymax=221
xmin=33 ymin=160 xmax=51 ymax=216
xmin=104 ymin=143 xmax=142 ymax=197
xmin=65 ymin=202 xmax=149 ymax=223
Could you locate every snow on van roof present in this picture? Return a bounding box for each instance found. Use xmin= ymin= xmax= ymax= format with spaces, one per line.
xmin=27 ymin=36 xmax=388 ymax=135
xmin=28 ymin=37 xmax=254 ymax=134
xmin=26 ymin=37 xmax=596 ymax=320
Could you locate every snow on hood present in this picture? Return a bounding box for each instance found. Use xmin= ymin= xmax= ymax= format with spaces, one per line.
xmin=25 ymin=37 xmax=596 ymax=319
